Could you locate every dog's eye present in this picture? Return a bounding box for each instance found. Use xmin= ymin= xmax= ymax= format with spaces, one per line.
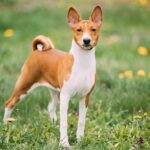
xmin=77 ymin=28 xmax=82 ymax=32
xmin=91 ymin=28 xmax=96 ymax=32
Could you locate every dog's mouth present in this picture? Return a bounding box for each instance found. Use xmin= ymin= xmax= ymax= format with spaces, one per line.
xmin=81 ymin=44 xmax=93 ymax=51
xmin=75 ymin=40 xmax=95 ymax=51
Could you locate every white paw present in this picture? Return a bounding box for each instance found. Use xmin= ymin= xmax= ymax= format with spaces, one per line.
xmin=48 ymin=104 xmax=57 ymax=122
xmin=49 ymin=112 xmax=57 ymax=122
xmin=77 ymin=132 xmax=84 ymax=141
xmin=60 ymin=140 xmax=71 ymax=148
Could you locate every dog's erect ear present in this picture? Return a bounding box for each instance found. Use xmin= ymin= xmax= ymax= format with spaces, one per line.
xmin=90 ymin=5 xmax=103 ymax=25
xmin=68 ymin=7 xmax=81 ymax=27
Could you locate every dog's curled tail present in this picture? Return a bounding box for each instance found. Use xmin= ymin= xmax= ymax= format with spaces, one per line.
xmin=32 ymin=35 xmax=54 ymax=51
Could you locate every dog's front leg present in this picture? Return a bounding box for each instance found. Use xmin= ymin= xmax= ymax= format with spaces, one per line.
xmin=60 ymin=93 xmax=70 ymax=148
xmin=76 ymin=97 xmax=87 ymax=140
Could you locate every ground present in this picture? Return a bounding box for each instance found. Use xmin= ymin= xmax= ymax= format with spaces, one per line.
xmin=0 ymin=0 xmax=150 ymax=150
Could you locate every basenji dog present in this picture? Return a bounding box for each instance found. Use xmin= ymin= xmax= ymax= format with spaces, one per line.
xmin=3 ymin=5 xmax=103 ymax=147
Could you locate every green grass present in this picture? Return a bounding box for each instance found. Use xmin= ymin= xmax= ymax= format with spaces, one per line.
xmin=0 ymin=1 xmax=150 ymax=149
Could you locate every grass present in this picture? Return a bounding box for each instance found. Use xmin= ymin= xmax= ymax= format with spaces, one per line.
xmin=0 ymin=1 xmax=150 ymax=149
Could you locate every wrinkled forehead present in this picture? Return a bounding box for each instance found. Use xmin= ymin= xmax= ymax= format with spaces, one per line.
xmin=78 ymin=20 xmax=89 ymax=27
xmin=77 ymin=20 xmax=98 ymax=29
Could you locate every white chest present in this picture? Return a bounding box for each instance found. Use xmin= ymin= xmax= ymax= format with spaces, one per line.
xmin=65 ymin=66 xmax=95 ymax=97
xmin=61 ymin=40 xmax=96 ymax=98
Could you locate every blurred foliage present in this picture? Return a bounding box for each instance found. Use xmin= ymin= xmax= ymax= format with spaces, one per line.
xmin=0 ymin=0 xmax=17 ymax=5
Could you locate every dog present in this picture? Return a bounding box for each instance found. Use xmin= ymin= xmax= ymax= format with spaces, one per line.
xmin=3 ymin=5 xmax=103 ymax=147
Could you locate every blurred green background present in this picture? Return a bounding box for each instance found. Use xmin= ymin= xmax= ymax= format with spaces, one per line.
xmin=0 ymin=0 xmax=150 ymax=149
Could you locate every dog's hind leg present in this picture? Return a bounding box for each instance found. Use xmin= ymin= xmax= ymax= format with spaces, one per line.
xmin=3 ymin=95 xmax=21 ymax=123
xmin=48 ymin=89 xmax=59 ymax=122
xmin=3 ymin=69 xmax=35 ymax=123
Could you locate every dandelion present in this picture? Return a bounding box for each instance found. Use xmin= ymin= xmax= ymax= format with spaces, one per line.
xmin=137 ymin=70 xmax=145 ymax=77
xmin=3 ymin=29 xmax=14 ymax=37
xmin=7 ymin=117 xmax=16 ymax=122
xmin=124 ymin=70 xmax=133 ymax=78
xmin=144 ymin=112 xmax=148 ymax=117
xmin=137 ymin=46 xmax=148 ymax=56
xmin=138 ymin=0 xmax=148 ymax=6
xmin=118 ymin=73 xmax=124 ymax=79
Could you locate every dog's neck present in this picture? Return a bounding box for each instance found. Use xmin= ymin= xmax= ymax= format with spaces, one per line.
xmin=70 ymin=40 xmax=96 ymax=68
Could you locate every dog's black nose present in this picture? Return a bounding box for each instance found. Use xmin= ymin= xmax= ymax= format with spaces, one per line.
xmin=83 ymin=39 xmax=91 ymax=45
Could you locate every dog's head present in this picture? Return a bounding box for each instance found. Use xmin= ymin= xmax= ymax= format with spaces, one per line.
xmin=68 ymin=5 xmax=103 ymax=51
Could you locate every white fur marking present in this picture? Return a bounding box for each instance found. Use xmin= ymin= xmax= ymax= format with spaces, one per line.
xmin=62 ymin=40 xmax=96 ymax=97
xmin=3 ymin=108 xmax=13 ymax=123
xmin=28 ymin=83 xmax=60 ymax=93
xmin=77 ymin=98 xmax=87 ymax=140
xmin=60 ymin=94 xmax=70 ymax=147
xmin=82 ymin=22 xmax=91 ymax=44
xmin=37 ymin=44 xmax=43 ymax=51
xmin=82 ymin=32 xmax=91 ymax=41
xmin=48 ymin=90 xmax=59 ymax=122
xmin=20 ymin=94 xmax=27 ymax=100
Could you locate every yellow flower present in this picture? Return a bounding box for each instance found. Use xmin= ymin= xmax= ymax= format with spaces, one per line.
xmin=7 ymin=117 xmax=16 ymax=122
xmin=118 ymin=73 xmax=124 ymax=79
xmin=124 ymin=70 xmax=133 ymax=78
xmin=137 ymin=46 xmax=148 ymax=56
xmin=138 ymin=0 xmax=148 ymax=6
xmin=133 ymin=115 xmax=142 ymax=119
xmin=137 ymin=70 xmax=145 ymax=77
xmin=3 ymin=29 xmax=14 ymax=37
xmin=144 ymin=112 xmax=148 ymax=117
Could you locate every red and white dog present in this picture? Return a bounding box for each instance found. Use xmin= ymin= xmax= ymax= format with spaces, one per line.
xmin=3 ymin=6 xmax=103 ymax=147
